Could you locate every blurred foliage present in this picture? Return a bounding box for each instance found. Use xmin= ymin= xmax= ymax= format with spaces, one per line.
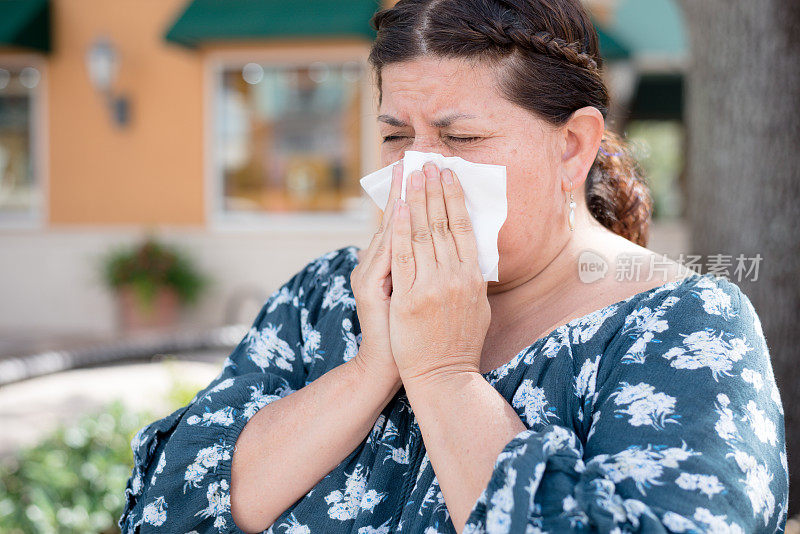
xmin=626 ymin=120 xmax=685 ymax=220
xmin=99 ymin=232 xmax=210 ymax=310
xmin=0 ymin=366 xmax=208 ymax=534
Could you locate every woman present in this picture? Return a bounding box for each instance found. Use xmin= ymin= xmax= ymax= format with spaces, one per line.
xmin=119 ymin=0 xmax=788 ymax=532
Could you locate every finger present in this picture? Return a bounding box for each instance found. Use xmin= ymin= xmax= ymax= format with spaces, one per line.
xmin=441 ymin=168 xmax=479 ymax=263
xmin=405 ymin=167 xmax=436 ymax=272
xmin=361 ymin=162 xmax=403 ymax=268
xmin=370 ymin=199 xmax=397 ymax=278
xmin=423 ymin=162 xmax=458 ymax=266
xmin=391 ymin=199 xmax=415 ymax=294
xmin=380 ymin=161 xmax=404 ymax=229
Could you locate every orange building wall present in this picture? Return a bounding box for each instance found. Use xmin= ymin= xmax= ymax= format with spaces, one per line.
xmin=47 ymin=0 xmax=205 ymax=226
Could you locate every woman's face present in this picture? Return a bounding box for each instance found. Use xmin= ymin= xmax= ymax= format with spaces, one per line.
xmin=378 ymin=56 xmax=574 ymax=288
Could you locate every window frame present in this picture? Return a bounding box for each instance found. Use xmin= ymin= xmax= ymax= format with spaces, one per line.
xmin=0 ymin=53 xmax=48 ymax=229
xmin=203 ymin=42 xmax=380 ymax=233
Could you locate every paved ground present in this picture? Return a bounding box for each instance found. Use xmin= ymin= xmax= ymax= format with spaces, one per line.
xmin=0 ymin=352 xmax=226 ymax=457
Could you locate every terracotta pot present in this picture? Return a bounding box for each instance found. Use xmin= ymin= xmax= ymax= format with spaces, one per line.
xmin=116 ymin=285 xmax=181 ymax=334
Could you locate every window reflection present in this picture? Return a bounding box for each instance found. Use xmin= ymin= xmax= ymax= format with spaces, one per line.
xmin=0 ymin=66 xmax=39 ymax=219
xmin=217 ymin=61 xmax=363 ymax=215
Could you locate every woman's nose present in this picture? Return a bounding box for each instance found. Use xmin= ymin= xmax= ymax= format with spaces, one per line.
xmin=409 ymin=138 xmax=453 ymax=156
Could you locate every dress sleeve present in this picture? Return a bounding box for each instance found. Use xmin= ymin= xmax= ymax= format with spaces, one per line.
xmin=118 ymin=247 xmax=356 ymax=534
xmin=462 ymin=277 xmax=788 ymax=534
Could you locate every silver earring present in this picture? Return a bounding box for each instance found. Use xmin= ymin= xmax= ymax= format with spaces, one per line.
xmin=567 ymin=182 xmax=576 ymax=232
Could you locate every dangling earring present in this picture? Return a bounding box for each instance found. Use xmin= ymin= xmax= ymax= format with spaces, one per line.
xmin=567 ymin=180 xmax=576 ymax=232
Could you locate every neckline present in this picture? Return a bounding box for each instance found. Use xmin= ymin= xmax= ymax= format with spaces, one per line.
xmin=478 ymin=271 xmax=705 ymax=378
xmin=343 ymin=245 xmax=705 ymax=380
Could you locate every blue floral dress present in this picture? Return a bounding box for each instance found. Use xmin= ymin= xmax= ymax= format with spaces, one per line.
xmin=119 ymin=246 xmax=788 ymax=533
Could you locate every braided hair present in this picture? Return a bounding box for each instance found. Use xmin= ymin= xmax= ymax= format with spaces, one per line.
xmin=368 ymin=0 xmax=652 ymax=246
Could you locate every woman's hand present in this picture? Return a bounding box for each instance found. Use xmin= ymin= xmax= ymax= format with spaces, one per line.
xmin=350 ymin=161 xmax=404 ymax=387
xmin=388 ymin=162 xmax=491 ymax=384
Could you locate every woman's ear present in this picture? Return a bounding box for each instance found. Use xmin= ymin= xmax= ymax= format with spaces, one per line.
xmin=559 ymin=106 xmax=604 ymax=192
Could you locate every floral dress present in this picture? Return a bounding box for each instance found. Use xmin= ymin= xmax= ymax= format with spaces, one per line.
xmin=119 ymin=246 xmax=788 ymax=533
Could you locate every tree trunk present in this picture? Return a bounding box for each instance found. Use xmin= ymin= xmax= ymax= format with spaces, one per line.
xmin=679 ymin=0 xmax=800 ymax=514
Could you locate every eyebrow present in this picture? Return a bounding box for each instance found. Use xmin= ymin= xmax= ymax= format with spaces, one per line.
xmin=377 ymin=113 xmax=478 ymax=128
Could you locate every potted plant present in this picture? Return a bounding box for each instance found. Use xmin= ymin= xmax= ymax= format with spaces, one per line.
xmin=100 ymin=235 xmax=209 ymax=333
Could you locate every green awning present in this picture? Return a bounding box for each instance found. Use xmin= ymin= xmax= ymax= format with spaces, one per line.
xmin=594 ymin=22 xmax=631 ymax=61
xmin=611 ymin=0 xmax=687 ymax=57
xmin=630 ymin=73 xmax=684 ymax=120
xmin=0 ymin=0 xmax=51 ymax=53
xmin=165 ymin=0 xmax=381 ymax=48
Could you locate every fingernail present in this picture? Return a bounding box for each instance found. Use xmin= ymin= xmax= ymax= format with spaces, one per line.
xmin=411 ymin=170 xmax=424 ymax=189
xmin=442 ymin=168 xmax=454 ymax=184
xmin=423 ymin=161 xmax=438 ymax=178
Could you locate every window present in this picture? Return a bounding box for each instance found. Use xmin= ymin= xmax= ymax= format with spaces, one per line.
xmin=212 ymin=60 xmax=368 ymax=222
xmin=0 ymin=61 xmax=44 ymax=226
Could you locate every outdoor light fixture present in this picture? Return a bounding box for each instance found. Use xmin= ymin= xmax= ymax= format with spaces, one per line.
xmin=85 ymin=36 xmax=130 ymax=127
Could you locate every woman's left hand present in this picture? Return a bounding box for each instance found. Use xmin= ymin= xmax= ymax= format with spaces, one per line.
xmin=388 ymin=161 xmax=491 ymax=384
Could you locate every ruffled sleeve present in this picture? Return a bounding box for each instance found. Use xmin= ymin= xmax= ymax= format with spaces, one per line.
xmin=118 ymin=247 xmax=359 ymax=533
xmin=463 ymin=276 xmax=788 ymax=533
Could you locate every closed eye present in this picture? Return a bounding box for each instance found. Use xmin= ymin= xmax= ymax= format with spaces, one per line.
xmin=446 ymin=136 xmax=481 ymax=143
xmin=381 ymin=135 xmax=407 ymax=143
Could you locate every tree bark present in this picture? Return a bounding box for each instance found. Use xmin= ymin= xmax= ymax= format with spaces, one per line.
xmin=679 ymin=0 xmax=800 ymax=514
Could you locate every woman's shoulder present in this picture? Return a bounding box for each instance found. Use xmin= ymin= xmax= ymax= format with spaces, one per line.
xmin=270 ymin=246 xmax=360 ymax=304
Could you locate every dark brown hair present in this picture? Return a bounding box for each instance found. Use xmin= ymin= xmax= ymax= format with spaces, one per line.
xmin=368 ymin=0 xmax=652 ymax=246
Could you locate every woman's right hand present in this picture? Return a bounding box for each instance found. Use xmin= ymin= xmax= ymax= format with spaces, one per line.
xmin=350 ymin=161 xmax=404 ymax=388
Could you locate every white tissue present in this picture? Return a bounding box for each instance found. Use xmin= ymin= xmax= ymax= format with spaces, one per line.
xmin=359 ymin=150 xmax=507 ymax=282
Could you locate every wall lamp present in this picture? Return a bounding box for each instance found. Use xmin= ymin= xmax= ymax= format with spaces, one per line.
xmin=85 ymin=36 xmax=131 ymax=128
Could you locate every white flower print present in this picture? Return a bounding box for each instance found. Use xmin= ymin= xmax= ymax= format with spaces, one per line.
xmin=341 ymin=318 xmax=359 ymax=363
xmin=771 ymin=383 xmax=784 ymax=414
xmin=571 ymin=305 xmax=619 ymax=344
xmin=661 ymin=511 xmax=697 ymax=532
xmin=741 ymin=368 xmax=764 ymax=391
xmin=619 ymin=303 xmax=672 ymax=364
xmin=300 ymin=308 xmax=323 ymax=365
xmin=184 ymin=443 xmax=231 ymax=491
xmin=592 ymin=442 xmax=697 ymax=495
xmin=561 ymin=495 xmax=589 ymax=528
xmin=574 ymin=355 xmax=601 ymax=421
xmin=194 ymin=479 xmax=230 ymax=531
xmin=714 ymin=393 xmax=741 ymax=444
xmin=360 ymin=488 xmax=386 ymax=512
xmin=729 ymin=449 xmax=775 ymax=525
xmin=142 ymin=496 xmax=167 ymax=526
xmin=278 ymin=513 xmax=311 ymax=534
xmin=486 ymin=466 xmax=516 ymax=532
xmin=512 ymin=380 xmax=559 ymax=427
xmin=150 ymin=450 xmax=166 ymax=486
xmin=186 ymin=406 xmax=236 ymax=427
xmin=322 ymin=275 xmax=357 ymax=311
xmin=693 ymin=507 xmax=745 ymax=534
xmin=675 ymin=473 xmax=725 ymax=497
xmin=419 ymin=476 xmax=449 ymax=520
xmin=695 ymin=286 xmax=734 ymax=318
xmin=358 ymin=519 xmax=392 ymax=534
xmin=244 ymin=323 xmax=296 ymax=372
xmin=743 ymin=400 xmax=778 ymax=446
xmin=241 ymin=383 xmax=286 ymax=419
xmin=383 ymin=441 xmax=411 ymax=465
xmin=542 ymin=426 xmax=578 ymax=456
xmin=267 ymin=285 xmax=295 ymax=313
xmin=662 ymin=329 xmax=750 ymax=381
xmin=538 ymin=325 xmax=570 ymax=360
xmin=325 ymin=464 xmax=369 ymax=520
xmin=199 ymin=378 xmax=234 ymax=403
xmin=609 ymin=382 xmax=679 ymax=430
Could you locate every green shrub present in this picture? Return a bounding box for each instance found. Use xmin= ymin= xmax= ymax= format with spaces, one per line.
xmin=0 ymin=401 xmax=150 ymax=534
xmin=99 ymin=233 xmax=210 ymax=309
xmin=0 ymin=361 xmax=214 ymax=534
